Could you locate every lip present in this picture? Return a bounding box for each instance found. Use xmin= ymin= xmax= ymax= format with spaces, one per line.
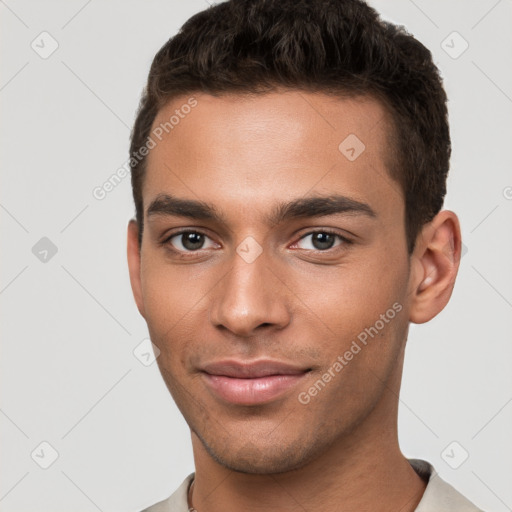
xmin=201 ymin=359 xmax=310 ymax=405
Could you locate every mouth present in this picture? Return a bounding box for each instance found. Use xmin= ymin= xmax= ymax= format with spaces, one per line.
xmin=200 ymin=359 xmax=311 ymax=406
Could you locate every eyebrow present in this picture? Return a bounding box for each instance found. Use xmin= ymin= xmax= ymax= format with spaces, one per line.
xmin=146 ymin=193 xmax=377 ymax=225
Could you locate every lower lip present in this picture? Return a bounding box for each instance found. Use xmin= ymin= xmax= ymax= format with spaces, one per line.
xmin=202 ymin=373 xmax=307 ymax=405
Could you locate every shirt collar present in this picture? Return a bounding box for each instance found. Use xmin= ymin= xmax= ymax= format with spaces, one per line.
xmin=144 ymin=459 xmax=483 ymax=511
xmin=409 ymin=459 xmax=482 ymax=512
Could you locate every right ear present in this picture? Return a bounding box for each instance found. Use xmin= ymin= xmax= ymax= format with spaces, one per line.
xmin=127 ymin=219 xmax=146 ymax=319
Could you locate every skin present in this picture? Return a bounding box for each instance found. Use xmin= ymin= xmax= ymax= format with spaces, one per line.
xmin=127 ymin=90 xmax=462 ymax=511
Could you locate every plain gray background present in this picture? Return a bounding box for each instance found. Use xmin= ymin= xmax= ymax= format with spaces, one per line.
xmin=1 ymin=1 xmax=511 ymax=511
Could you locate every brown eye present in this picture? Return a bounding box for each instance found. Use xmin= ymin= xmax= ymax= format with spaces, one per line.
xmin=166 ymin=231 xmax=216 ymax=252
xmin=295 ymin=231 xmax=348 ymax=251
xmin=180 ymin=232 xmax=205 ymax=250
xmin=311 ymin=232 xmax=336 ymax=250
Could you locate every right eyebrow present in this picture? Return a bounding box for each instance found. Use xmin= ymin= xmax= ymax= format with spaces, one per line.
xmin=146 ymin=194 xmax=226 ymax=222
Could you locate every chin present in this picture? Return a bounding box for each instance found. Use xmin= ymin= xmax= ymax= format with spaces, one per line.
xmin=194 ymin=425 xmax=329 ymax=475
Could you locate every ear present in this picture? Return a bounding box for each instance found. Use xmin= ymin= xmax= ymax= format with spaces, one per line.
xmin=127 ymin=219 xmax=146 ymax=319
xmin=408 ymin=210 xmax=462 ymax=324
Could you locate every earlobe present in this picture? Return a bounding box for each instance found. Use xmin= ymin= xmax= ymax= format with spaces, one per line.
xmin=127 ymin=219 xmax=146 ymax=319
xmin=409 ymin=210 xmax=462 ymax=324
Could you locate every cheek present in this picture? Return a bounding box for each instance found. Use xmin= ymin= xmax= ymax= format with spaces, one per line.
xmin=291 ymin=259 xmax=409 ymax=396
xmin=140 ymin=255 xmax=206 ymax=329
xmin=297 ymin=255 xmax=407 ymax=344
xmin=140 ymin=264 xmax=187 ymax=358
xmin=140 ymin=257 xmax=219 ymax=369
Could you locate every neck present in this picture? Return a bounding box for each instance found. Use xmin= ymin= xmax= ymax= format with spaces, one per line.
xmin=189 ymin=348 xmax=426 ymax=511
xmin=189 ymin=421 xmax=425 ymax=511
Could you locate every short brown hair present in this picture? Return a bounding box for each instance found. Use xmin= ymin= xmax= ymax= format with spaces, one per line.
xmin=130 ymin=0 xmax=451 ymax=253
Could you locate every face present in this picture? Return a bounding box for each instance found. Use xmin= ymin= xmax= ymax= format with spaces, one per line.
xmin=128 ymin=90 xmax=416 ymax=474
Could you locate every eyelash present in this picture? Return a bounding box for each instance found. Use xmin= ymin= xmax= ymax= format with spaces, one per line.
xmin=291 ymin=229 xmax=353 ymax=251
xmin=160 ymin=228 xmax=353 ymax=256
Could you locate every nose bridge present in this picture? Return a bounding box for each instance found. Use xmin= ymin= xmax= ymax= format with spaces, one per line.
xmin=209 ymin=247 xmax=290 ymax=336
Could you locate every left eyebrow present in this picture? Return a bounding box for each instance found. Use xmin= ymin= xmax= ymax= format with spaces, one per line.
xmin=267 ymin=194 xmax=377 ymax=225
xmin=145 ymin=193 xmax=377 ymax=225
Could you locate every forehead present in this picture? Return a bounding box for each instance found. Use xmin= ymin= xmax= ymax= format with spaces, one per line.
xmin=144 ymin=90 xmax=402 ymax=224
xmin=151 ymin=90 xmax=392 ymax=156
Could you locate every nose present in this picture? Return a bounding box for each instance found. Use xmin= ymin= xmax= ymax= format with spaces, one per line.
xmin=209 ymin=250 xmax=291 ymax=337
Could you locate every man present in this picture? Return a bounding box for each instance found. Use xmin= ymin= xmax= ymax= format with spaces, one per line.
xmin=127 ymin=0 xmax=484 ymax=510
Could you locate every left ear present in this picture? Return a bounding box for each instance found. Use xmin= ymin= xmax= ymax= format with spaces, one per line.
xmin=408 ymin=210 xmax=462 ymax=324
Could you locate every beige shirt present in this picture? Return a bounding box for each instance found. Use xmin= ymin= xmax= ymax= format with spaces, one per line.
xmin=141 ymin=459 xmax=484 ymax=512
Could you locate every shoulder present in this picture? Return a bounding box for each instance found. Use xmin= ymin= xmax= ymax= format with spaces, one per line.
xmin=140 ymin=473 xmax=194 ymax=512
xmin=140 ymin=463 xmax=487 ymax=512
xmin=409 ymin=459 xmax=485 ymax=512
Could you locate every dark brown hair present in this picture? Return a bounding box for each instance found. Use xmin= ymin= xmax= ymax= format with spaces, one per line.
xmin=130 ymin=0 xmax=450 ymax=253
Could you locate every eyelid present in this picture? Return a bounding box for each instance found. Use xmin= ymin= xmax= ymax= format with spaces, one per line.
xmin=161 ymin=228 xmax=353 ymax=254
xmin=290 ymin=229 xmax=353 ymax=251
xmin=161 ymin=229 xmax=219 ymax=253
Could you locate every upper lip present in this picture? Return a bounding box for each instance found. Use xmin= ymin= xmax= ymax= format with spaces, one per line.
xmin=201 ymin=359 xmax=309 ymax=378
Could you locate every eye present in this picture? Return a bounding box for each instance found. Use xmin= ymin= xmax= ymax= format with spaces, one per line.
xmin=294 ymin=230 xmax=350 ymax=251
xmin=164 ymin=230 xmax=218 ymax=252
